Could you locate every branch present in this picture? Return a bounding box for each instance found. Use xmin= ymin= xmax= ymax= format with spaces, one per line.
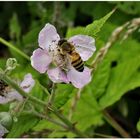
xmin=0 ymin=69 xmax=88 ymax=138
xmin=102 ymin=110 xmax=130 ymax=138
xmin=0 ymin=37 xmax=30 ymax=61
xmin=68 ymin=89 xmax=82 ymax=120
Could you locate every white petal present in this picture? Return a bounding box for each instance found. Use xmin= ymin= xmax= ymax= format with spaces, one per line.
xmin=0 ymin=96 xmax=10 ymax=104
xmin=38 ymin=23 xmax=60 ymax=50
xmin=6 ymin=91 xmax=23 ymax=102
xmin=0 ymin=124 xmax=8 ymax=138
xmin=31 ymin=48 xmax=52 ymax=73
xmin=47 ymin=67 xmax=69 ymax=83
xmin=0 ymin=91 xmax=23 ymax=105
xmin=68 ymin=35 xmax=96 ymax=61
xmin=20 ymin=73 xmax=35 ymax=93
xmin=67 ymin=66 xmax=91 ymax=88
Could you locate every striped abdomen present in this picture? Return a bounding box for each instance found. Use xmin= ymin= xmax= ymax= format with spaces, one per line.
xmin=70 ymin=52 xmax=84 ymax=72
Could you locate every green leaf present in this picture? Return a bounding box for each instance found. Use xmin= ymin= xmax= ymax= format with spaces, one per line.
xmin=31 ymin=80 xmax=44 ymax=100
xmin=0 ymin=58 xmax=6 ymax=69
xmin=136 ymin=119 xmax=140 ymax=133
xmin=72 ymin=91 xmax=104 ymax=131
xmin=66 ymin=9 xmax=115 ymax=38
xmin=22 ymin=27 xmax=40 ymax=46
xmin=118 ymin=99 xmax=128 ymax=117
xmin=7 ymin=115 xmax=38 ymax=138
xmin=54 ymin=84 xmax=74 ymax=108
xmin=111 ymin=2 xmax=140 ymax=15
xmin=33 ymin=119 xmax=75 ymax=138
xmin=48 ymin=129 xmax=75 ymax=138
xmin=9 ymin=13 xmax=21 ymax=41
xmin=99 ymin=38 xmax=140 ymax=109
xmin=66 ymin=26 xmax=85 ymax=38
xmin=85 ymin=9 xmax=115 ymax=37
xmin=87 ymin=58 xmax=111 ymax=99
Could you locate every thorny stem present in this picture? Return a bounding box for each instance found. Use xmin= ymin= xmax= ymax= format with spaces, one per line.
xmin=50 ymin=105 xmax=89 ymax=137
xmin=30 ymin=106 xmax=68 ymax=130
xmin=16 ymin=98 xmax=30 ymax=117
xmin=68 ymin=88 xmax=82 ymax=120
xmin=48 ymin=83 xmax=56 ymax=106
xmin=102 ymin=110 xmax=130 ymax=138
xmin=38 ymin=82 xmax=50 ymax=96
xmin=0 ymin=37 xmax=30 ymax=61
xmin=0 ymin=70 xmax=88 ymax=138
xmin=11 ymin=100 xmax=27 ymax=117
xmin=93 ymin=132 xmax=117 ymax=138
xmin=46 ymin=82 xmax=56 ymax=115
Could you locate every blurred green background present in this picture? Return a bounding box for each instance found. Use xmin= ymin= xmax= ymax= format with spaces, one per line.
xmin=0 ymin=1 xmax=140 ymax=138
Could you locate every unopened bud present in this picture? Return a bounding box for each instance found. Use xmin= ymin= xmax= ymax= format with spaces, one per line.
xmin=0 ymin=112 xmax=13 ymax=129
xmin=6 ymin=58 xmax=17 ymax=71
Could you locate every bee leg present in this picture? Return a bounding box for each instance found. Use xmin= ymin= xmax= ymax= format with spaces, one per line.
xmin=58 ymin=62 xmax=69 ymax=72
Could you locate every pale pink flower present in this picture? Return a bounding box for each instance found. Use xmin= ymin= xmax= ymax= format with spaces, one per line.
xmin=0 ymin=73 xmax=35 ymax=104
xmin=31 ymin=23 xmax=96 ymax=88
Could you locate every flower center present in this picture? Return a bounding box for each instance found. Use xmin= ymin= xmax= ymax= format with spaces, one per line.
xmin=48 ymin=40 xmax=71 ymax=72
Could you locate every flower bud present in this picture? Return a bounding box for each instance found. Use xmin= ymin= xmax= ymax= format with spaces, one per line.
xmin=0 ymin=124 xmax=8 ymax=138
xmin=6 ymin=58 xmax=17 ymax=71
xmin=0 ymin=112 xmax=13 ymax=129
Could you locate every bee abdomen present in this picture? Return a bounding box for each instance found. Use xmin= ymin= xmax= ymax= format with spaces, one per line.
xmin=72 ymin=57 xmax=84 ymax=72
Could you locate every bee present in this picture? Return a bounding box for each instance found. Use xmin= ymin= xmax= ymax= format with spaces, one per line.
xmin=58 ymin=39 xmax=84 ymax=72
xmin=0 ymin=80 xmax=8 ymax=96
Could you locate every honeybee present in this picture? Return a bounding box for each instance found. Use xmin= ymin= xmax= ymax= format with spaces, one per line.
xmin=58 ymin=39 xmax=84 ymax=72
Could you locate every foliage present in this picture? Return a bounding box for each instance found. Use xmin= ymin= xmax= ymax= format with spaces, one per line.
xmin=7 ymin=115 xmax=39 ymax=138
xmin=0 ymin=1 xmax=140 ymax=138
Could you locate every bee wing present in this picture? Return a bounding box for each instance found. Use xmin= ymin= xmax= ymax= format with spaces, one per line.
xmin=68 ymin=35 xmax=96 ymax=61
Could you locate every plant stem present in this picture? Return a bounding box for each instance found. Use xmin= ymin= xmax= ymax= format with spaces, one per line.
xmin=31 ymin=108 xmax=68 ymax=130
xmin=93 ymin=132 xmax=117 ymax=138
xmin=68 ymin=89 xmax=82 ymax=120
xmin=0 ymin=70 xmax=88 ymax=138
xmin=0 ymin=37 xmax=30 ymax=61
xmin=48 ymin=83 xmax=56 ymax=105
xmin=50 ymin=106 xmax=88 ymax=137
xmin=0 ymin=70 xmax=46 ymax=106
xmin=102 ymin=110 xmax=130 ymax=138
xmin=38 ymin=82 xmax=50 ymax=96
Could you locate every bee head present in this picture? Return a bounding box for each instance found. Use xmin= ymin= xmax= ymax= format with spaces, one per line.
xmin=58 ymin=39 xmax=73 ymax=53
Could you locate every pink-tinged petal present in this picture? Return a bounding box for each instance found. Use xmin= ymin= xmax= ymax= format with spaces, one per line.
xmin=47 ymin=67 xmax=69 ymax=83
xmin=6 ymin=91 xmax=23 ymax=102
xmin=68 ymin=35 xmax=96 ymax=61
xmin=0 ymin=124 xmax=8 ymax=138
xmin=20 ymin=73 xmax=35 ymax=93
xmin=0 ymin=91 xmax=23 ymax=104
xmin=67 ymin=66 xmax=91 ymax=88
xmin=38 ymin=23 xmax=60 ymax=50
xmin=0 ymin=96 xmax=10 ymax=104
xmin=31 ymin=48 xmax=52 ymax=73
